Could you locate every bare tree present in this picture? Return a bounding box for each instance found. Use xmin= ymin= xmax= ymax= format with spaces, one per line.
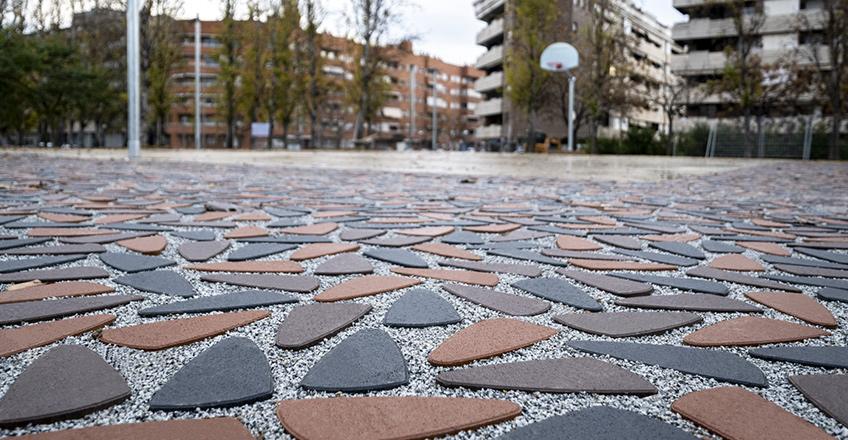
xmin=302 ymin=0 xmax=326 ymax=148
xmin=654 ymin=65 xmax=689 ymax=155
xmin=237 ymin=0 xmax=266 ymax=149
xmin=140 ymin=0 xmax=183 ymax=147
xmin=266 ymin=0 xmax=301 ymax=148
xmin=217 ymin=0 xmax=238 ymax=147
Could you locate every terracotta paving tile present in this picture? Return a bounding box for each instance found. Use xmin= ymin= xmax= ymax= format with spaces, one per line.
xmin=277 ymin=223 xmax=339 ymax=236
xmin=13 ymin=418 xmax=254 ymax=440
xmin=429 ymin=318 xmax=557 ymax=366
xmin=568 ymin=259 xmax=676 ymax=271
xmin=441 ymin=260 xmax=543 ymax=277
xmin=27 ymin=228 xmax=116 ymax=237
xmin=186 ymin=260 xmax=304 ymax=273
xmin=117 ymin=235 xmax=167 ymax=255
xmin=194 ymin=212 xmax=232 ymax=222
xmin=290 ymin=243 xmax=359 ymax=261
xmin=641 ymin=233 xmax=700 ymax=242
xmin=744 ymin=291 xmax=837 ymax=327
xmin=708 ymin=254 xmax=765 ymax=272
xmin=232 ymin=211 xmax=272 ymax=221
xmin=0 ymin=281 xmax=113 ymax=304
xmin=396 ymin=226 xmax=454 ymax=237
xmin=314 ymin=275 xmax=421 ymax=302
xmin=737 ymin=241 xmax=791 ymax=256
xmin=224 ymin=226 xmax=269 ymax=239
xmin=412 ymin=242 xmax=481 ymax=260
xmin=0 ymin=314 xmax=116 ymax=357
xmin=99 ymin=310 xmax=270 ymax=350
xmin=37 ymin=213 xmax=88 ymax=223
xmin=391 ymin=267 xmax=500 ymax=286
xmin=683 ymin=316 xmax=829 ymax=347
xmin=556 ymin=268 xmax=653 ymax=296
xmin=94 ymin=214 xmax=146 ymax=225
xmin=555 ymin=235 xmax=602 ymax=251
xmin=464 ymin=223 xmax=521 ymax=234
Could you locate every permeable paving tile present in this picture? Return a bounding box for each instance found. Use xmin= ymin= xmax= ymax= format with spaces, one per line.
xmin=177 ymin=240 xmax=230 ymax=262
xmin=412 ymin=242 xmax=481 ymax=260
xmin=440 ymin=260 xmax=543 ymax=277
xmin=763 ymin=255 xmax=848 ymax=270
xmin=363 ymin=248 xmax=429 ymax=268
xmin=314 ymin=253 xmax=374 ymax=275
xmin=612 ymin=273 xmax=729 ymax=295
xmin=541 ymin=249 xmax=628 ymax=260
xmin=683 ymin=316 xmax=829 ymax=347
xmin=594 ymin=235 xmax=642 ymax=250
xmin=0 ymin=314 xmax=116 ymax=357
xmin=702 ymin=240 xmax=745 ymax=253
xmin=301 ymin=329 xmax=408 ymax=392
xmin=556 ymin=235 xmax=602 ymax=251
xmin=686 ymin=267 xmax=801 ymax=292
xmin=392 ymin=267 xmax=499 ymax=286
xmin=27 ymin=228 xmax=115 ymax=237
xmin=428 ymin=318 xmax=557 ymax=366
xmin=99 ymin=252 xmax=175 ymax=273
xmin=614 ymin=249 xmax=699 ymax=266
xmin=276 ymin=396 xmax=520 ymax=440
xmin=223 ymin=226 xmax=269 ymax=239
xmin=360 ymin=235 xmax=431 ymax=247
xmin=139 ymin=290 xmax=297 ymax=317
xmin=0 ymin=345 xmax=130 ymax=427
xmin=226 ymin=243 xmax=296 ymax=261
xmin=0 ymin=281 xmax=113 ymax=304
xmin=201 ymin=274 xmax=319 ymax=292
xmin=99 ymin=310 xmax=269 ymax=350
xmin=0 ymin=238 xmax=51 ymax=251
xmin=495 ymin=406 xmax=696 ymax=440
xmin=490 ymin=230 xmax=550 ymax=242
xmin=13 ymin=418 xmax=254 ymax=439
xmin=441 ymin=231 xmax=485 ymax=245
xmin=115 ymin=270 xmax=196 ymax=297
xmin=397 ymin=226 xmax=455 ymax=237
xmin=511 ymin=277 xmax=602 ymax=311
xmin=708 ymin=255 xmax=765 ymax=272
xmin=186 ymin=261 xmax=304 ymax=273
xmin=149 ymin=337 xmax=273 ymax=410
xmin=568 ymin=340 xmax=767 ymax=387
xmin=554 ymin=311 xmax=701 ymax=337
xmin=315 ymin=275 xmax=421 ymax=301
xmin=775 ymin=264 xmax=848 ymax=278
xmin=819 ymin=287 xmax=848 ymax=303
xmin=749 ymin=346 xmax=848 ymax=369
xmin=290 ymin=243 xmax=359 ymax=261
xmin=0 ymin=295 xmax=142 ymax=325
xmin=0 ymin=266 xmax=109 ymax=283
xmin=556 ymin=268 xmax=653 ymax=297
xmin=276 ymin=302 xmax=371 ymax=348
xmin=0 ymin=255 xmax=86 ymax=274
xmin=616 ymin=294 xmax=761 ymax=312
xmin=648 ymin=242 xmax=706 ymax=259
xmin=93 ymin=214 xmax=145 ymax=225
xmin=487 ymin=249 xmax=567 ymax=266
xmin=117 ymin=235 xmax=167 ymax=255
xmin=437 ymin=357 xmax=656 ymax=395
xmin=339 ymin=228 xmax=386 ymax=241
xmin=61 ymin=232 xmax=154 ymax=244
xmin=745 ymin=291 xmax=836 ymax=327
xmin=738 ymin=241 xmax=791 ymax=256
xmin=790 ymin=374 xmax=848 ymax=427
xmin=383 ymin=289 xmax=461 ymax=328
xmin=443 ymin=283 xmax=550 ymax=316
xmin=171 ymin=230 xmax=217 ymax=241
xmin=764 ymin=274 xmax=848 ymax=290
xmin=276 ymin=223 xmax=338 ymax=236
xmin=795 ymin=248 xmax=848 ymax=264
xmin=671 ymin=386 xmax=832 ymax=440
xmin=465 ymin=224 xmax=521 ymax=234
xmin=568 ymin=259 xmax=676 ymax=271
xmin=4 ymin=244 xmax=105 ymax=255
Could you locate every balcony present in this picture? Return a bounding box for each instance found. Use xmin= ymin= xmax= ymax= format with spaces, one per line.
xmin=476 ymin=124 xmax=502 ymax=139
xmin=474 ymin=72 xmax=503 ymax=93
xmin=673 ymin=10 xmax=825 ymax=41
xmin=672 ymin=45 xmax=830 ymax=74
xmin=473 ymin=0 xmax=505 ymax=21
xmin=475 ymin=45 xmax=504 ymax=70
xmin=474 ymin=98 xmax=503 ymax=117
xmin=476 ymin=18 xmax=504 ymax=46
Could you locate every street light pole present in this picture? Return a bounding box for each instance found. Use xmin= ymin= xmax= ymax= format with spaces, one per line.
xmin=126 ymin=0 xmax=140 ymax=159
xmin=431 ymin=70 xmax=437 ymax=150
xmin=567 ymin=75 xmax=575 ymax=152
xmin=195 ymin=17 xmax=202 ymax=150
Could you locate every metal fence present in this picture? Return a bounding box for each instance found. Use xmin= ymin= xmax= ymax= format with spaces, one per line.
xmin=703 ymin=117 xmax=815 ymax=159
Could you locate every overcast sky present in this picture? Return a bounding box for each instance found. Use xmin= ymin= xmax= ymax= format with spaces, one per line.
xmin=179 ymin=0 xmax=686 ymax=65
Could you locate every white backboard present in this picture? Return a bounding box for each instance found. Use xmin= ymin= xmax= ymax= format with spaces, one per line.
xmin=541 ymin=42 xmax=579 ymax=72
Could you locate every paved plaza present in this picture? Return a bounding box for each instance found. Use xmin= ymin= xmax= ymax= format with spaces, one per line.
xmin=0 ymin=152 xmax=847 ymax=439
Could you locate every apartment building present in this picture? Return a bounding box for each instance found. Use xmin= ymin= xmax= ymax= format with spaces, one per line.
xmin=473 ymin=0 xmax=681 ymax=148
xmin=166 ymin=20 xmax=483 ymax=149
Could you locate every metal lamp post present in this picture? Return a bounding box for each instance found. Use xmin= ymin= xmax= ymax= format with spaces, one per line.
xmin=540 ymin=43 xmax=579 ymax=152
xmin=126 ymin=0 xmax=140 ymax=159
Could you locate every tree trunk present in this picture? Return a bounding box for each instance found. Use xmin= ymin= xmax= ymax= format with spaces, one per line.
xmin=282 ymin=123 xmax=289 ymax=148
xmin=589 ymin=118 xmax=598 ymax=154
xmin=267 ymin=118 xmax=275 ymax=149
xmin=743 ymin=109 xmax=753 ymax=157
xmin=666 ymin=114 xmax=675 ymax=156
xmin=756 ymin=113 xmax=764 ymax=158
xmin=830 ymin=100 xmax=842 ymax=160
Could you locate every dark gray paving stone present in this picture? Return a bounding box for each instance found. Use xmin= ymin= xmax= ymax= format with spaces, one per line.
xmin=301 ymin=329 xmax=408 ymax=392
xmin=6 ymin=221 xmax=94 ymax=229
xmin=0 ymin=238 xmax=51 ymax=251
xmin=528 ymin=225 xmax=587 ymax=236
xmin=773 ymin=263 xmax=848 ymax=278
xmin=108 ymin=223 xmax=172 ymax=232
xmin=149 ymin=337 xmax=273 ymax=410
xmin=383 ymin=289 xmax=461 ymax=328
xmin=614 ymin=249 xmax=699 ymax=267
xmin=276 ymin=302 xmax=372 ymax=349
xmin=363 ymin=248 xmax=429 ymax=268
xmin=556 ymin=269 xmax=653 ymax=297
xmin=0 ymin=255 xmax=86 ymax=273
xmin=763 ymin=255 xmax=848 ymax=270
xmin=178 ymin=240 xmax=230 ymax=262
xmin=339 ymin=229 xmax=386 ymax=241
xmin=466 ymin=241 xmax=540 ymax=250
xmin=541 ymin=249 xmax=629 ymax=260
xmin=99 ymin=252 xmax=176 ymax=273
xmin=443 ymin=283 xmax=549 ymax=316
xmin=749 ymin=346 xmax=848 ymax=369
xmin=201 ymin=274 xmax=319 ymax=293
xmin=687 ymin=266 xmax=802 ymax=292
xmin=487 ymin=249 xmax=567 ymax=267
xmin=226 ymin=243 xmax=296 ymax=261
xmin=265 ymin=207 xmax=308 ymax=217
xmin=138 ymin=290 xmax=297 ymax=317
xmin=4 ymin=244 xmax=106 ymax=255
xmin=511 ymin=278 xmax=602 ymax=311
xmin=649 ymin=242 xmax=706 ymax=259
xmin=0 ymin=345 xmax=130 ymax=427
xmin=267 ymin=219 xmax=305 ymax=228
xmin=568 ymin=340 xmax=767 ymax=387
xmin=818 ymin=287 xmax=848 ymax=303
xmin=171 ymin=230 xmax=216 ymax=241
xmin=115 ymin=270 xmax=196 ymax=297
xmin=440 ymin=260 xmax=543 ymax=277
xmin=440 ymin=231 xmax=484 ymax=245
xmin=140 ymin=213 xmax=181 ymax=223
xmin=701 ymin=240 xmax=744 ymax=253
xmin=789 ymin=374 xmax=848 ymax=426
xmin=60 ymin=232 xmax=154 ymax=244
xmin=554 ymin=312 xmax=701 ymax=337
xmin=0 ymin=215 xmax=24 ymax=225
xmin=436 ymin=357 xmax=656 ymax=395
xmin=616 ymin=294 xmax=762 ymax=313
xmin=314 ymin=253 xmax=374 ymax=275
xmin=489 ymin=230 xmax=550 ymax=242
xmin=763 ymin=274 xmax=848 ymax=290
xmin=590 ymin=228 xmax=653 ymax=235
xmin=240 ymin=235 xmax=330 ymax=244
xmin=594 ymin=235 xmax=642 ymax=250
xmin=0 ymin=266 xmax=109 ymax=283
xmin=0 ymin=295 xmax=142 ymax=325
xmin=359 ymin=236 xmax=431 ymax=247
xmin=625 ymin=222 xmax=686 ymax=234
xmin=795 ymin=248 xmax=848 ymax=265
xmin=496 ymin=406 xmax=696 ymax=440
xmin=714 ymin=235 xmax=792 ymax=243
